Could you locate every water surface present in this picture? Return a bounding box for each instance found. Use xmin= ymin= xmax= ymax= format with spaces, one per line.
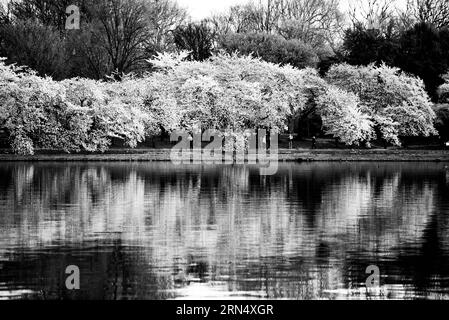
xmin=0 ymin=162 xmax=448 ymax=300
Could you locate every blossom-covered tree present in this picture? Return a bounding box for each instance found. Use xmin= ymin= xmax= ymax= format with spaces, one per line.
xmin=326 ymin=63 xmax=437 ymax=146
xmin=0 ymin=53 xmax=441 ymax=155
xmin=435 ymin=72 xmax=449 ymax=141
xmin=0 ymin=60 xmax=149 ymax=154
xmin=316 ymin=86 xmax=375 ymax=146
xmin=147 ymin=52 xmax=313 ymax=135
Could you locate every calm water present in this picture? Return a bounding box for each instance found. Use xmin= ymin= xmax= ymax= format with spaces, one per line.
xmin=0 ymin=162 xmax=449 ymax=300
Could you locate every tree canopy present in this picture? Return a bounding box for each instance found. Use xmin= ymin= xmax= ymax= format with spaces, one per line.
xmin=326 ymin=63 xmax=437 ymax=145
xmin=219 ymin=32 xmax=319 ymax=69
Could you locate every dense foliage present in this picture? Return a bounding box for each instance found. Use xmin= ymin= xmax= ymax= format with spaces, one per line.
xmin=397 ymin=23 xmax=449 ymax=99
xmin=342 ymin=22 xmax=449 ymax=99
xmin=0 ymin=0 xmax=448 ymax=104
xmin=342 ymin=24 xmax=400 ymax=67
xmin=316 ymin=87 xmax=375 ymax=146
xmin=0 ymin=0 xmax=187 ymax=79
xmin=0 ymin=19 xmax=68 ymax=79
xmin=0 ymin=0 xmax=447 ymax=156
xmin=173 ymin=23 xmax=215 ymax=61
xmin=0 ymin=52 xmax=439 ymax=154
xmin=0 ymin=60 xmax=151 ymax=154
xmin=1 ymin=53 xmax=318 ymax=154
xmin=435 ymin=73 xmax=449 ymax=140
xmin=326 ymin=63 xmax=437 ymax=145
xmin=219 ymin=32 xmax=319 ymax=69
xmin=148 ymin=52 xmax=315 ymax=134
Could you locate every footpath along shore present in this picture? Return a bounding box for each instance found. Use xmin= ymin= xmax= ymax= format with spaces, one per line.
xmin=0 ymin=149 xmax=448 ymax=162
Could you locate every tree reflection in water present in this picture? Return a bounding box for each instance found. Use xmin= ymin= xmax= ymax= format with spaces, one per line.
xmin=0 ymin=162 xmax=448 ymax=300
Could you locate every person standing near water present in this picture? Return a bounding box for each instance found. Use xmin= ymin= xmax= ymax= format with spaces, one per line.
xmin=312 ymin=136 xmax=317 ymax=149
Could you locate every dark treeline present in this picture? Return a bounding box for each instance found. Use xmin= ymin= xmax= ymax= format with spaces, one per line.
xmin=0 ymin=0 xmax=188 ymax=79
xmin=0 ymin=0 xmax=448 ymax=97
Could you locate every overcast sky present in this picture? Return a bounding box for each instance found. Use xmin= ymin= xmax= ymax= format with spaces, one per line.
xmin=176 ymin=0 xmax=245 ymax=20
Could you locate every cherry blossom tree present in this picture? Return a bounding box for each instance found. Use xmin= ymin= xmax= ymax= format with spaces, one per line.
xmin=326 ymin=63 xmax=438 ymax=145
xmin=316 ymin=86 xmax=375 ymax=146
xmin=0 ymin=60 xmax=149 ymax=154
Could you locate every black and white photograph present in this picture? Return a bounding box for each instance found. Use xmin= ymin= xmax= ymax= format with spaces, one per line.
xmin=0 ymin=0 xmax=449 ymax=309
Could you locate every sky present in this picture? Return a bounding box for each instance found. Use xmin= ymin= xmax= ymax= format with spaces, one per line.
xmin=176 ymin=0 xmax=248 ymax=20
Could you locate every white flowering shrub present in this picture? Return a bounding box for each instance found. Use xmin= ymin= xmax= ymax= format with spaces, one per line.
xmin=146 ymin=52 xmax=326 ymax=152
xmin=147 ymin=52 xmax=313 ymax=139
xmin=97 ymin=77 xmax=155 ymax=147
xmin=316 ymin=87 xmax=375 ymax=146
xmin=326 ymin=63 xmax=437 ymax=146
xmin=0 ymin=60 xmax=148 ymax=154
xmin=439 ymin=84 xmax=449 ymax=103
xmin=0 ymin=62 xmax=65 ymax=154
xmin=0 ymin=54 xmax=440 ymax=154
xmin=435 ymin=73 xmax=449 ymax=140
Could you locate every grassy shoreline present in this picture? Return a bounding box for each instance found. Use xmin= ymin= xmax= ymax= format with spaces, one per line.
xmin=0 ymin=149 xmax=448 ymax=162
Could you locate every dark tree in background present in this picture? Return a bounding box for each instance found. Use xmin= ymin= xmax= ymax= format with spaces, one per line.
xmin=220 ymin=32 xmax=319 ymax=69
xmin=0 ymin=0 xmax=448 ymax=103
xmin=434 ymin=105 xmax=449 ymax=140
xmin=9 ymin=0 xmax=86 ymax=30
xmin=414 ymin=0 xmax=449 ymax=29
xmin=341 ymin=1 xmax=449 ymax=100
xmin=0 ymin=19 xmax=67 ymax=79
xmin=145 ymin=0 xmax=187 ymax=55
xmin=342 ymin=23 xmax=400 ymax=66
xmin=173 ymin=22 xmax=215 ymax=61
xmin=0 ymin=0 xmax=186 ymax=79
xmin=397 ymin=22 xmax=449 ymax=99
xmin=86 ymin=0 xmax=152 ymax=76
xmin=208 ymin=0 xmax=344 ymax=50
